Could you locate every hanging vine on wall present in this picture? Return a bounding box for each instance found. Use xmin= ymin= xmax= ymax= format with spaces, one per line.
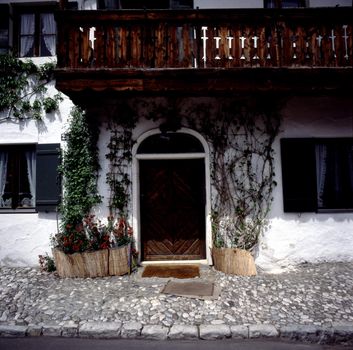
xmin=0 ymin=54 xmax=62 ymax=122
xmin=103 ymin=95 xmax=282 ymax=251
xmin=185 ymin=96 xmax=282 ymax=250
xmin=106 ymin=101 xmax=137 ymax=217
xmin=122 ymin=96 xmax=281 ymax=251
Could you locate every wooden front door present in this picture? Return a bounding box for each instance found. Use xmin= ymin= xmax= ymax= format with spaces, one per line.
xmin=140 ymin=159 xmax=206 ymax=260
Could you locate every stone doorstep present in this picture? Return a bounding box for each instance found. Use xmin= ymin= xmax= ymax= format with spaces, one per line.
xmin=0 ymin=323 xmax=352 ymax=344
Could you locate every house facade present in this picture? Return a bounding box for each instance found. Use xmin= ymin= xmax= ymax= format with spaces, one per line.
xmin=0 ymin=0 xmax=352 ymax=271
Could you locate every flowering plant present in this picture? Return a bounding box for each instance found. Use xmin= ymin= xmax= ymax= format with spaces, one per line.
xmin=38 ymin=253 xmax=56 ymax=272
xmin=107 ymin=216 xmax=133 ymax=247
xmin=53 ymin=215 xmax=135 ymax=254
xmin=57 ymin=223 xmax=89 ymax=254
xmin=83 ymin=215 xmax=112 ymax=251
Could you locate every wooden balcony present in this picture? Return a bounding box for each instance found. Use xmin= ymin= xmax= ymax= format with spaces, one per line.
xmin=55 ymin=7 xmax=353 ymax=97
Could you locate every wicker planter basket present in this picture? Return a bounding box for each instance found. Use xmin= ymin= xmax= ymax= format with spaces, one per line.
xmin=212 ymin=247 xmax=257 ymax=276
xmin=108 ymin=244 xmax=130 ymax=276
xmin=53 ymin=246 xmax=130 ymax=278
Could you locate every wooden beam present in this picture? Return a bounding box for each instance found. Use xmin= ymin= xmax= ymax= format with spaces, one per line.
xmin=55 ymin=67 xmax=353 ymax=97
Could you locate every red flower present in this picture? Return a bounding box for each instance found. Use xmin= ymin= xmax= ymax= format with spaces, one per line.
xmin=100 ymin=242 xmax=109 ymax=249
xmin=75 ymin=224 xmax=84 ymax=232
xmin=73 ymin=244 xmax=80 ymax=252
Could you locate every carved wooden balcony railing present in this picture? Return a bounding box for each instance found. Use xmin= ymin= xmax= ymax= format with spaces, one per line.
xmin=55 ymin=8 xmax=353 ymax=97
xmin=56 ymin=8 xmax=352 ymax=69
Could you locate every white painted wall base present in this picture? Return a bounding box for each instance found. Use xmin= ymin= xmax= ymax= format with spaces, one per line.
xmin=0 ymin=213 xmax=58 ymax=266
xmin=256 ymin=95 xmax=353 ymax=272
xmin=257 ymin=215 xmax=353 ymax=272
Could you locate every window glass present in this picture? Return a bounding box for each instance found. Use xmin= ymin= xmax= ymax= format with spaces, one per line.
xmin=20 ymin=14 xmax=35 ymax=57
xmin=18 ymin=10 xmax=56 ymax=57
xmin=316 ymin=141 xmax=353 ymax=210
xmin=137 ymin=133 xmax=204 ymax=154
xmin=281 ymin=138 xmax=353 ymax=212
xmin=0 ymin=145 xmax=36 ymax=210
xmin=40 ymin=14 xmax=56 ymax=56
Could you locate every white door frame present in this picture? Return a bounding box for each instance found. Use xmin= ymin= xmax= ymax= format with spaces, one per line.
xmin=131 ymin=128 xmax=213 ymax=264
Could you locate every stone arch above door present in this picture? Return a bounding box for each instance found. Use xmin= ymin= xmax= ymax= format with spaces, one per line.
xmin=132 ymin=128 xmax=212 ymax=263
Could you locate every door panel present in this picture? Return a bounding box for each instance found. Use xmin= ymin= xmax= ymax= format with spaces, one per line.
xmin=140 ymin=159 xmax=206 ymax=260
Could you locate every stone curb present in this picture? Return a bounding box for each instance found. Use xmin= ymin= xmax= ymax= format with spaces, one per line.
xmin=0 ymin=323 xmax=352 ymax=344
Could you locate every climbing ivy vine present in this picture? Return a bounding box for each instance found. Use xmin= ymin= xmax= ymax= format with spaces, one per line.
xmin=104 ymin=96 xmax=282 ymax=251
xmin=0 ymin=54 xmax=62 ymax=122
xmin=105 ymin=102 xmax=138 ymax=217
xmin=186 ymin=96 xmax=282 ymax=250
xmin=55 ymin=107 xmax=102 ymax=253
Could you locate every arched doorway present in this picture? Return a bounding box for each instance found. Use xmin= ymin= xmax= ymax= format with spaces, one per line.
xmin=133 ymin=129 xmax=211 ymax=262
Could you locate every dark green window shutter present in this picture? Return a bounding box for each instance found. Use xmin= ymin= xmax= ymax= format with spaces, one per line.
xmin=281 ymin=139 xmax=317 ymax=212
xmin=36 ymin=143 xmax=61 ymax=212
xmin=0 ymin=4 xmax=9 ymax=54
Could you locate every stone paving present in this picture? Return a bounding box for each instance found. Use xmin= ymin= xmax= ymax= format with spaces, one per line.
xmin=0 ymin=262 xmax=352 ymax=343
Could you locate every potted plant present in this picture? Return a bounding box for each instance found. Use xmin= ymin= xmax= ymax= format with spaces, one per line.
xmin=211 ymin=213 xmax=259 ymax=276
xmin=52 ymin=106 xmax=138 ymax=278
xmin=199 ymin=98 xmax=281 ymax=276
xmin=107 ymin=216 xmax=134 ymax=276
xmin=52 ymin=215 xmax=135 ymax=278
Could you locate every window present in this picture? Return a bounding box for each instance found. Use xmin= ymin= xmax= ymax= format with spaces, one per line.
xmin=281 ymin=138 xmax=353 ymax=212
xmin=0 ymin=145 xmax=36 ymax=210
xmin=14 ymin=5 xmax=57 ymax=57
xmin=264 ymin=0 xmax=306 ymax=8
xmin=0 ymin=144 xmax=61 ymax=212
xmin=137 ymin=133 xmax=204 ymax=154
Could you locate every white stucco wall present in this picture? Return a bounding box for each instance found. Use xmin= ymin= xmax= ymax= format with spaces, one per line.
xmin=1 ymin=89 xmax=352 ymax=270
xmin=0 ymin=63 xmax=73 ymax=266
xmin=309 ymin=0 xmax=352 ymax=7
xmin=194 ymin=0 xmax=263 ymax=9
xmin=194 ymin=0 xmax=352 ymax=8
xmin=94 ymin=96 xmax=353 ymax=271
xmin=257 ymin=96 xmax=353 ymax=272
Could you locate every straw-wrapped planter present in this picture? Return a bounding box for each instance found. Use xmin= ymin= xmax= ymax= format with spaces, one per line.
xmin=108 ymin=244 xmax=130 ymax=276
xmin=212 ymin=247 xmax=257 ymax=276
xmin=53 ymin=244 xmax=130 ymax=278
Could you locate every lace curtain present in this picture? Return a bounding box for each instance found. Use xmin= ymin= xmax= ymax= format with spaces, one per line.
xmin=41 ymin=13 xmax=56 ymax=56
xmin=20 ymin=14 xmax=35 ymax=57
xmin=316 ymin=142 xmax=353 ymax=209
xmin=25 ymin=150 xmax=36 ymax=207
xmin=0 ymin=151 xmax=8 ymax=207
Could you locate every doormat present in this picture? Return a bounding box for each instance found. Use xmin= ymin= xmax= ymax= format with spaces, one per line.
xmin=161 ymin=280 xmax=221 ymax=300
xmin=142 ymin=264 xmax=200 ymax=279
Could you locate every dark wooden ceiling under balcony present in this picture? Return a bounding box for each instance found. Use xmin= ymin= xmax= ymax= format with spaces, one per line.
xmin=55 ymin=7 xmax=353 ymax=100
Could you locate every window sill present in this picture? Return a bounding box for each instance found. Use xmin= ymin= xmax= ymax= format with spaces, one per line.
xmin=317 ymin=208 xmax=353 ymax=214
xmin=19 ymin=56 xmax=57 ymax=65
xmin=0 ymin=208 xmax=37 ymax=214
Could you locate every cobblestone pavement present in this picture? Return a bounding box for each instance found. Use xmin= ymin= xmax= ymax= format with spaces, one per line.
xmin=0 ymin=262 xmax=352 ymax=343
